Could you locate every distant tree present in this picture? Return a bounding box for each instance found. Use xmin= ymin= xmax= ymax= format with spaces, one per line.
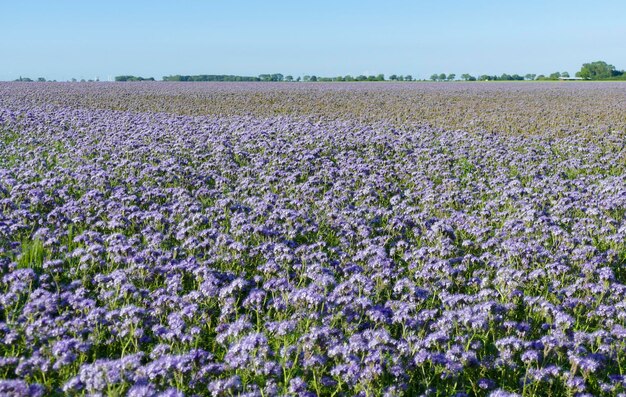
xmin=37 ymin=77 xmax=46 ymax=82
xmin=344 ymin=75 xmax=354 ymax=81
xmin=310 ymin=75 xmax=318 ymax=82
xmin=561 ymin=72 xmax=570 ymax=78
xmin=163 ymin=75 xmax=259 ymax=82
xmin=296 ymin=76 xmax=301 ymax=82
xmin=115 ymin=75 xmax=155 ymax=82
xmin=302 ymin=75 xmax=311 ymax=82
xmin=447 ymin=73 xmax=456 ymax=81
xmin=430 ymin=74 xmax=439 ymax=81
xmin=356 ymin=75 xmax=367 ymax=81
xmin=284 ymin=75 xmax=293 ymax=82
xmin=468 ymin=76 xmax=476 ymax=81
xmin=549 ymin=72 xmax=561 ymax=80
xmin=389 ymin=74 xmax=398 ymax=81
xmin=525 ymin=74 xmax=536 ymax=80
xmin=404 ymin=75 xmax=413 ymax=81
xmin=460 ymin=73 xmax=471 ymax=81
xmin=438 ymin=73 xmax=446 ymax=81
xmin=535 ymin=74 xmax=546 ymax=80
xmin=576 ymin=61 xmax=620 ymax=79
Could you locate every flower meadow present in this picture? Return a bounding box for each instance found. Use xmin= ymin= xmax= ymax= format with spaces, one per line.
xmin=0 ymin=82 xmax=625 ymax=396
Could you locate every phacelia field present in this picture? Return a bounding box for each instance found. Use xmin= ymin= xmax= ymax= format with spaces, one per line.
xmin=0 ymin=82 xmax=625 ymax=396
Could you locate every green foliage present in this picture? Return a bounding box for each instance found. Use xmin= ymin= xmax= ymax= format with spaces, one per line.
xmin=115 ymin=75 xmax=155 ymax=81
xmin=549 ymin=72 xmax=562 ymax=79
xmin=259 ymin=73 xmax=284 ymax=81
xmin=162 ymin=74 xmax=261 ymax=82
xmin=17 ymin=238 xmax=46 ymax=273
xmin=576 ymin=61 xmax=624 ymax=80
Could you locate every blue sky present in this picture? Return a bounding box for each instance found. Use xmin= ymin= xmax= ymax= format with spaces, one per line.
xmin=1 ymin=0 xmax=625 ymax=81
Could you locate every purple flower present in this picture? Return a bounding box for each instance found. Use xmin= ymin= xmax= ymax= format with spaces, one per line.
xmin=0 ymin=380 xmax=45 ymax=397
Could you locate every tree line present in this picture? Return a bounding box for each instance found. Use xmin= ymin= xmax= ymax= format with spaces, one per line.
xmin=431 ymin=73 xmax=557 ymax=81
xmin=121 ymin=62 xmax=626 ymax=83
xmin=162 ymin=75 xmax=261 ymax=82
xmin=431 ymin=61 xmax=625 ymax=81
xmin=12 ymin=61 xmax=625 ymax=83
xmin=160 ymin=74 xmax=393 ymax=82
xmin=115 ymin=76 xmax=155 ymax=82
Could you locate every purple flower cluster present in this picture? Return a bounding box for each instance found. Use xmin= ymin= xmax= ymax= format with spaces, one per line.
xmin=0 ymin=82 xmax=625 ymax=395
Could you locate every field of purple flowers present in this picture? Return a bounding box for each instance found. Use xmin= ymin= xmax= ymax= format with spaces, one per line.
xmin=0 ymin=82 xmax=625 ymax=396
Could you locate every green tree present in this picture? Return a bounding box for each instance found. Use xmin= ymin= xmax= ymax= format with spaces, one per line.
xmin=438 ymin=73 xmax=446 ymax=81
xmin=549 ymin=72 xmax=561 ymax=80
xmin=430 ymin=74 xmax=439 ymax=81
xmin=447 ymin=73 xmax=456 ymax=81
xmin=575 ymin=61 xmax=618 ymax=79
xmin=525 ymin=74 xmax=536 ymax=80
xmin=404 ymin=75 xmax=413 ymax=81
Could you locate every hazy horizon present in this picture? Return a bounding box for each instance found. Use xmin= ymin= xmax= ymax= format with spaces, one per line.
xmin=2 ymin=0 xmax=625 ymax=81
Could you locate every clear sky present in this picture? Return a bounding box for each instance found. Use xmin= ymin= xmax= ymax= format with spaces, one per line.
xmin=2 ymin=0 xmax=625 ymax=81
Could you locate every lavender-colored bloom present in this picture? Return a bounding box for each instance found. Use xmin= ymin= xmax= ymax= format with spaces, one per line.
xmin=489 ymin=390 xmax=521 ymax=397
xmin=208 ymin=375 xmax=242 ymax=397
xmin=1 ymin=82 xmax=626 ymax=396
xmin=0 ymin=380 xmax=45 ymax=397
